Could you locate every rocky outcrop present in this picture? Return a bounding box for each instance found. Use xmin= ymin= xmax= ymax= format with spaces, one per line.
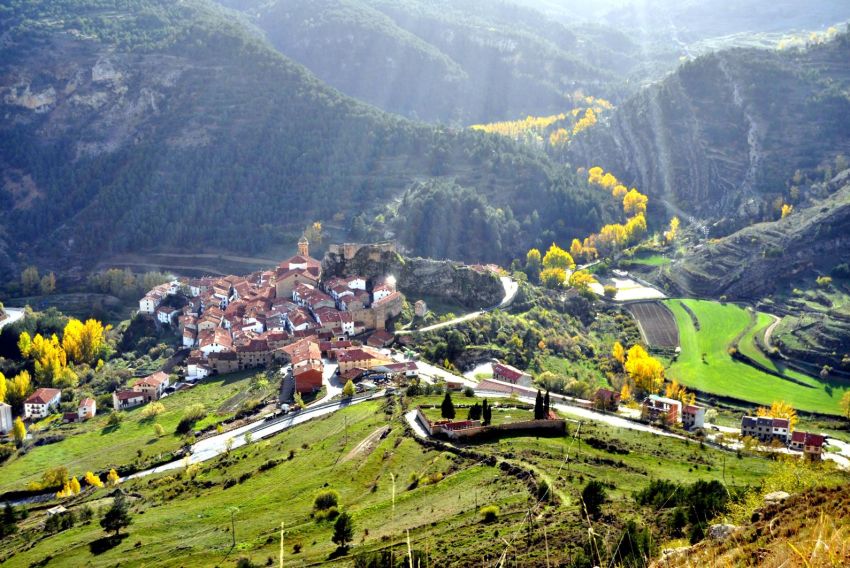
xmin=659 ymin=182 xmax=850 ymax=300
xmin=322 ymin=243 xmax=504 ymax=308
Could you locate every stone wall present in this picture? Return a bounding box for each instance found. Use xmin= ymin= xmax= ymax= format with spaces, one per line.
xmin=323 ymin=243 xmax=504 ymax=308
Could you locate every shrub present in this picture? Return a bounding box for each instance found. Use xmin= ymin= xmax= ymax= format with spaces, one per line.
xmin=314 ymin=506 xmax=339 ymax=522
xmin=141 ymin=402 xmax=165 ymax=419
xmin=817 ymin=275 xmax=833 ymax=288
xmin=581 ymin=480 xmax=607 ymax=517
xmin=313 ymin=489 xmax=340 ymax=511
xmin=479 ymin=505 xmax=499 ymax=523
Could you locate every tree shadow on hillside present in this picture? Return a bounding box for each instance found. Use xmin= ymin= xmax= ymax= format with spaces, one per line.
xmin=327 ymin=546 xmax=349 ymax=561
xmin=89 ymin=533 xmax=128 ymax=555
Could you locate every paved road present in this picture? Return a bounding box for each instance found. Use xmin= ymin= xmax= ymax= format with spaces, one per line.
xmin=126 ymin=392 xmax=383 ymax=481
xmin=0 ymin=307 xmax=25 ymax=331
xmin=397 ymin=276 xmax=516 ymax=335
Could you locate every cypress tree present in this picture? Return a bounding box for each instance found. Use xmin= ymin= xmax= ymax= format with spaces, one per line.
xmin=441 ymin=391 xmax=456 ymax=420
xmin=482 ymin=399 xmax=491 ymax=425
xmin=534 ymin=390 xmax=544 ymax=420
xmin=543 ymin=390 xmax=550 ymax=418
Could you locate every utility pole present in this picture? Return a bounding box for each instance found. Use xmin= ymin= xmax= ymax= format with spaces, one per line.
xmin=279 ymin=521 xmax=284 ymax=568
xmin=230 ymin=508 xmax=237 ymax=548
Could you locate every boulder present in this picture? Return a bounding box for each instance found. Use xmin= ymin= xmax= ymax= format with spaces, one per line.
xmin=763 ymin=490 xmax=791 ymax=505
xmin=708 ymin=523 xmax=737 ymax=541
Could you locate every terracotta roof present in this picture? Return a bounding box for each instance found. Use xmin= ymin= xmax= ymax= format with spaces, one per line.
xmin=135 ymin=371 xmax=169 ymax=388
xmin=25 ymin=388 xmax=62 ymax=405
xmin=492 ymin=362 xmax=525 ymax=381
xmin=114 ymin=390 xmax=144 ymax=401
xmin=804 ymin=432 xmax=826 ymax=447
xmin=336 ymin=347 xmax=388 ymax=364
xmin=341 ymin=367 xmax=367 ymax=381
xmin=79 ymin=398 xmax=96 ymax=409
xmin=373 ymin=291 xmax=402 ymax=306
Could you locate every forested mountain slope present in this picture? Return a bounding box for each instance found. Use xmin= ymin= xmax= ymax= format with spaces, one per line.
xmin=218 ymin=0 xmax=656 ymax=123
xmin=571 ymin=33 xmax=850 ymax=228
xmin=0 ymin=0 xmax=610 ymax=275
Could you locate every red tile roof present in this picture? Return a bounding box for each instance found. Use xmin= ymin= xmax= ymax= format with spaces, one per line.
xmin=114 ymin=390 xmax=144 ymax=401
xmin=135 ymin=371 xmax=169 ymax=388
xmin=492 ymin=362 xmax=525 ymax=381
xmin=25 ymin=388 xmax=62 ymax=405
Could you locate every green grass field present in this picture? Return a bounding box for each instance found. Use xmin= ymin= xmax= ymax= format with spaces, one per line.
xmin=623 ymin=254 xmax=671 ymax=267
xmin=2 ymin=400 xmax=532 ymax=567
xmin=420 ymin=404 xmax=534 ymax=426
xmin=0 ymin=371 xmax=277 ymax=494
xmin=1 ymin=393 xmax=790 ymax=568
xmin=664 ymin=300 xmax=850 ymax=415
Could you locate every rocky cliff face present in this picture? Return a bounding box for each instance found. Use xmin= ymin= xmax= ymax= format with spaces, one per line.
xmin=322 ymin=244 xmax=504 ymax=308
xmin=659 ymin=179 xmax=850 ymax=300
xmin=572 ymin=36 xmax=850 ymax=228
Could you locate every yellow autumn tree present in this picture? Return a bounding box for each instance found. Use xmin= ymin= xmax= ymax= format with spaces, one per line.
xmin=612 ymin=184 xmax=628 ymax=199
xmin=69 ymin=476 xmax=81 ymax=495
xmin=623 ymin=188 xmax=649 ymax=216
xmin=612 ymin=342 xmax=626 ymax=365
xmin=17 ymin=331 xmax=32 ymax=358
xmin=572 ymin=108 xmax=597 ymax=135
xmin=596 ymin=223 xmax=628 ymax=254
xmin=569 ymin=239 xmax=584 ymax=262
xmin=664 ymin=217 xmax=680 ymax=243
xmin=0 ymin=371 xmax=6 ymax=403
xmin=665 ymin=380 xmax=696 ymax=407
xmin=757 ymin=401 xmax=798 ymax=432
xmin=624 ymin=213 xmax=647 ymax=244
xmin=6 ymin=371 xmax=32 ymax=408
xmin=540 ymin=267 xmax=567 ymax=289
xmin=85 ymin=471 xmax=104 ymax=488
xmin=62 ymin=318 xmax=108 ymax=365
xmin=620 ymin=382 xmax=632 ymax=403
xmin=581 ymin=237 xmax=598 ymax=260
xmin=624 ymin=345 xmax=664 ymax=394
xmin=12 ymin=416 xmax=26 ymax=446
xmin=569 ymin=270 xmax=597 ymax=292
xmin=781 ymin=203 xmax=793 ymax=218
xmin=106 ymin=469 xmax=120 ymax=487
xmin=542 ymin=243 xmax=576 ymax=271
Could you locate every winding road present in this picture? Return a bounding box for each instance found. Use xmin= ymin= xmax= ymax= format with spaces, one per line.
xmin=397 ymin=276 xmax=517 ymax=335
xmin=126 ymin=391 xmax=383 ymax=481
xmin=0 ymin=307 xmax=25 ymax=331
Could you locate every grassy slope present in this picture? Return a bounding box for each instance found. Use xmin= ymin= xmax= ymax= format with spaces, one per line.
xmin=664 ymin=300 xmax=849 ymax=415
xmin=2 ymin=400 xmax=530 ymax=567
xmin=1 ymin=395 xmax=781 ymax=567
xmin=0 ymin=371 xmax=274 ymax=494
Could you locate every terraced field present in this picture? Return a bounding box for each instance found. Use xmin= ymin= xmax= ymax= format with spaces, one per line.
xmin=627 ymin=301 xmax=679 ymax=348
xmin=664 ymin=300 xmax=850 ymax=415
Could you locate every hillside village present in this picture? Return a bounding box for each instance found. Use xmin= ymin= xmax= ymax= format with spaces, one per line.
xmin=134 ymin=237 xmax=406 ymax=400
